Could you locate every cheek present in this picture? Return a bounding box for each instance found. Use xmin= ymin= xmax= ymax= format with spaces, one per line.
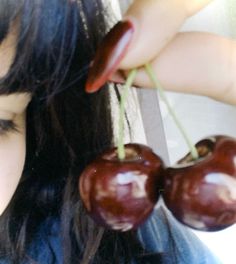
xmin=0 ymin=133 xmax=26 ymax=215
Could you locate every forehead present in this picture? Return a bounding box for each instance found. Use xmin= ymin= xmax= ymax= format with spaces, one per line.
xmin=0 ymin=23 xmax=17 ymax=80
xmin=0 ymin=24 xmax=31 ymax=110
xmin=0 ymin=93 xmax=31 ymax=114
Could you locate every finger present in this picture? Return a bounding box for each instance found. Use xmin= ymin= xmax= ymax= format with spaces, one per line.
xmin=119 ymin=0 xmax=213 ymax=69
xmin=131 ymin=32 xmax=236 ymax=105
xmin=86 ymin=0 xmax=213 ymax=93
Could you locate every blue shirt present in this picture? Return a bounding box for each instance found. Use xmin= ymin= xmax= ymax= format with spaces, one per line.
xmin=0 ymin=206 xmax=221 ymax=263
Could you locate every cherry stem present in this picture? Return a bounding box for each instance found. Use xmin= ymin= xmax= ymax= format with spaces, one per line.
xmin=118 ymin=69 xmax=137 ymax=160
xmin=145 ymin=63 xmax=199 ymax=160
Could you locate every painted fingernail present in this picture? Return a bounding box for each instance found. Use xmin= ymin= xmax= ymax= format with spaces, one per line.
xmin=86 ymin=20 xmax=134 ymax=93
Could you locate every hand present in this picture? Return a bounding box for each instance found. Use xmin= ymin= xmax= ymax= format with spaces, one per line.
xmin=86 ymin=0 xmax=236 ymax=105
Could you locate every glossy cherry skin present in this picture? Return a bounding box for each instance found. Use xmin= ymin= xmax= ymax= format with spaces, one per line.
xmin=79 ymin=143 xmax=164 ymax=231
xmin=163 ymin=135 xmax=236 ymax=231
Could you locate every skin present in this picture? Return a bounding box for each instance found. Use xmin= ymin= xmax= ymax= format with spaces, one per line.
xmin=0 ymin=0 xmax=234 ymax=214
xmin=0 ymin=25 xmax=31 ymax=215
xmin=111 ymin=0 xmax=236 ymax=105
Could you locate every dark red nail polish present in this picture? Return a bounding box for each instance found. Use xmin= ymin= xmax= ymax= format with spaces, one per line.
xmin=86 ymin=20 xmax=134 ymax=93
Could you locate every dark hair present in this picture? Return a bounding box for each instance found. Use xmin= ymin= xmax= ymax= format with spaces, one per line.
xmin=0 ymin=1 xmax=163 ymax=263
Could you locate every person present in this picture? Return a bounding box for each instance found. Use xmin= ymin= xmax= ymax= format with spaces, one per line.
xmin=87 ymin=0 xmax=236 ymax=106
xmin=0 ymin=0 xmax=227 ymax=263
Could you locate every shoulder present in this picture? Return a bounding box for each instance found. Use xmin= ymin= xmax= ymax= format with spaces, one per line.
xmin=26 ymin=217 xmax=62 ymax=264
xmin=138 ymin=205 xmax=222 ymax=264
xmin=0 ymin=217 xmax=62 ymax=264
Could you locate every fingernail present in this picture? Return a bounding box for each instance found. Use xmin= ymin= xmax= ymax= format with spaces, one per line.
xmin=86 ymin=20 xmax=134 ymax=93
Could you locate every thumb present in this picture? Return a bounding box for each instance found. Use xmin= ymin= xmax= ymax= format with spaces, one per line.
xmin=119 ymin=0 xmax=213 ymax=69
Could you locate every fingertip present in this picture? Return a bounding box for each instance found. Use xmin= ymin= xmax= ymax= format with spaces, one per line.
xmin=85 ymin=20 xmax=135 ymax=93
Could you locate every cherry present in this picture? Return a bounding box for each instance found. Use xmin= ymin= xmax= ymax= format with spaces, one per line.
xmin=163 ymin=135 xmax=236 ymax=231
xmin=79 ymin=143 xmax=164 ymax=231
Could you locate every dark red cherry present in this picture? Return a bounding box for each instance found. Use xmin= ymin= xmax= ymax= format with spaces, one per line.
xmin=163 ymin=135 xmax=236 ymax=231
xmin=79 ymin=143 xmax=164 ymax=231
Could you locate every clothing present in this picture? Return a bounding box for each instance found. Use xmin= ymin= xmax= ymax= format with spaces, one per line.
xmin=0 ymin=206 xmax=221 ymax=264
xmin=137 ymin=207 xmax=221 ymax=264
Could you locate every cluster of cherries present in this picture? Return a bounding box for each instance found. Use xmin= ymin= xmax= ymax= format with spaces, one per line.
xmin=79 ymin=136 xmax=236 ymax=232
xmin=79 ymin=67 xmax=236 ymax=233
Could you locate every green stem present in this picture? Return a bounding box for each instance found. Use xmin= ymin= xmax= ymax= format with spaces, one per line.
xmin=145 ymin=63 xmax=199 ymax=160
xmin=118 ymin=69 xmax=137 ymax=160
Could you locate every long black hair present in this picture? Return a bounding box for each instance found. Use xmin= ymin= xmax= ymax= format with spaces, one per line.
xmin=0 ymin=1 xmax=163 ymax=263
